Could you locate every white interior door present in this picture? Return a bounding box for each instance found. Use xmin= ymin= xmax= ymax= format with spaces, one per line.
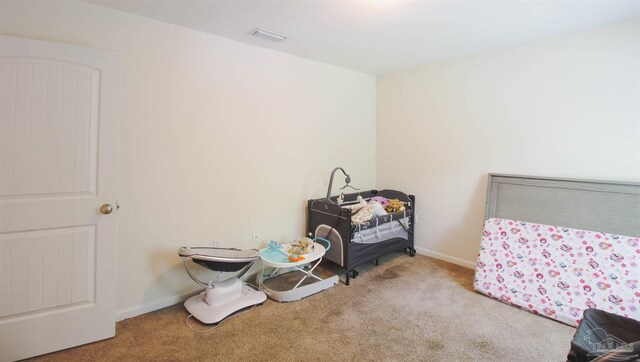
xmin=0 ymin=35 xmax=120 ymax=361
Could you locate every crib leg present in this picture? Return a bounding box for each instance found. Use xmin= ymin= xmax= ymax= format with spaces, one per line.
xmin=408 ymin=247 xmax=416 ymax=257
xmin=345 ymin=269 xmax=358 ymax=285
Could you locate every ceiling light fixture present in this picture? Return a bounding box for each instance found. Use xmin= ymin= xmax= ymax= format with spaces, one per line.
xmin=249 ymin=28 xmax=287 ymax=42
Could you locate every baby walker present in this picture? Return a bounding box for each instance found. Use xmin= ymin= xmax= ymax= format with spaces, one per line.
xmin=178 ymin=247 xmax=267 ymax=324
xmin=258 ymin=237 xmax=339 ymax=302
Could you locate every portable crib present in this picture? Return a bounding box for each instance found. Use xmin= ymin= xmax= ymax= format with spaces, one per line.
xmin=307 ymin=189 xmax=415 ymax=285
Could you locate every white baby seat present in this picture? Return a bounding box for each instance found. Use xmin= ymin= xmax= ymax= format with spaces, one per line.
xmin=179 ymin=247 xmax=267 ymax=324
xmin=258 ymin=237 xmax=339 ymax=302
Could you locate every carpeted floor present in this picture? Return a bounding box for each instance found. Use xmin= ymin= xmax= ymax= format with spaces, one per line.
xmin=31 ymin=254 xmax=576 ymax=361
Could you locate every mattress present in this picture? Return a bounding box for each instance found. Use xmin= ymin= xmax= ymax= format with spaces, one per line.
xmin=474 ymin=218 xmax=639 ymax=327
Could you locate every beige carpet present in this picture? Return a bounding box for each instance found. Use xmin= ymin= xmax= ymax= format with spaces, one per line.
xmin=32 ymin=254 xmax=576 ymax=361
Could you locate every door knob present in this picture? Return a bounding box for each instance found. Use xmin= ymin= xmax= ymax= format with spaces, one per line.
xmin=100 ymin=204 xmax=113 ymax=214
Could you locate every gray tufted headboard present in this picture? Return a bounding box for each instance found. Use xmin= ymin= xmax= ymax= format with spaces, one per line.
xmin=484 ymin=174 xmax=640 ymax=237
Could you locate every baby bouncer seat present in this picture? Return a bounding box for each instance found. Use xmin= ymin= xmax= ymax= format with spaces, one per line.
xmin=179 ymin=247 xmax=267 ymax=324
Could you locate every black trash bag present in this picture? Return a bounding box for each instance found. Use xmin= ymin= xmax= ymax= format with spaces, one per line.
xmin=567 ymin=309 xmax=640 ymax=362
xmin=592 ymin=341 xmax=640 ymax=362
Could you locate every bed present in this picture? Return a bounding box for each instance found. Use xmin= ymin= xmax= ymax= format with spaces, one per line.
xmin=474 ymin=174 xmax=640 ymax=327
xmin=307 ymin=189 xmax=415 ymax=285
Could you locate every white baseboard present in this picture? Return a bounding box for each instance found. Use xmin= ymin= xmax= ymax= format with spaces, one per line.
xmin=414 ymin=246 xmax=477 ymax=270
xmin=115 ymin=290 xmax=199 ymax=322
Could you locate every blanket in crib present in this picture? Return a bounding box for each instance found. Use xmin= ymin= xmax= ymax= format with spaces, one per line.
xmin=474 ymin=218 xmax=639 ymax=327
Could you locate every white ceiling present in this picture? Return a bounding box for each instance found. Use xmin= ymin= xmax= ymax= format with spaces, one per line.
xmin=87 ymin=0 xmax=639 ymax=75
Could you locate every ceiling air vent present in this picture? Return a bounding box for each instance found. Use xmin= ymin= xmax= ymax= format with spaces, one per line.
xmin=249 ymin=28 xmax=287 ymax=42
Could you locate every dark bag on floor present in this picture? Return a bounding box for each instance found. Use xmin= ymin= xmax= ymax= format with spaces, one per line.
xmin=592 ymin=341 xmax=640 ymax=362
xmin=567 ymin=309 xmax=640 ymax=362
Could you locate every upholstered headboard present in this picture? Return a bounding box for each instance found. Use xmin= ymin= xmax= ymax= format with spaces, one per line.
xmin=484 ymin=174 xmax=640 ymax=237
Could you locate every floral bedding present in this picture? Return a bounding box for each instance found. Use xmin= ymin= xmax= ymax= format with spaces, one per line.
xmin=474 ymin=218 xmax=640 ymax=327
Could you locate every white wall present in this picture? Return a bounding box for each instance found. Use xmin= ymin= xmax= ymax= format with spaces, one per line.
xmin=0 ymin=0 xmax=376 ymax=318
xmin=2 ymin=0 xmax=638 ymax=321
xmin=377 ymin=20 xmax=640 ymax=269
